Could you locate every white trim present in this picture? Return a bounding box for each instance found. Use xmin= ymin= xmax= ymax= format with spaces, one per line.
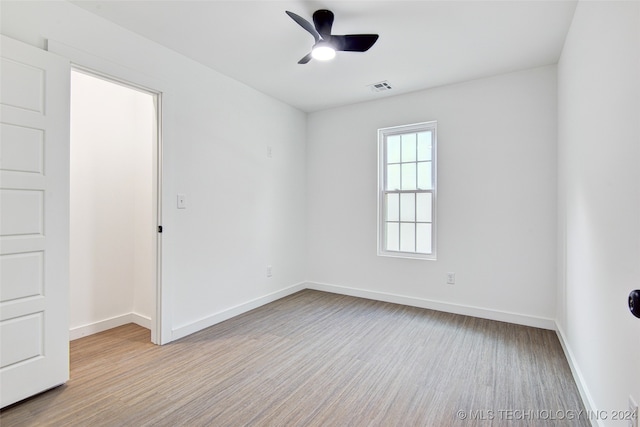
xmin=555 ymin=324 xmax=599 ymax=427
xmin=47 ymin=39 xmax=170 ymax=345
xmin=305 ymin=281 xmax=556 ymax=330
xmin=69 ymin=313 xmax=152 ymax=341
xmin=154 ymin=91 xmax=165 ymax=345
xmin=170 ymin=282 xmax=306 ymax=341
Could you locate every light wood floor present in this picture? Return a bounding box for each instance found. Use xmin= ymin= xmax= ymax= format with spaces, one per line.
xmin=1 ymin=290 xmax=588 ymax=426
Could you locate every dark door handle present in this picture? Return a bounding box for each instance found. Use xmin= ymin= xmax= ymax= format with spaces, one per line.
xmin=630 ymin=290 xmax=640 ymax=318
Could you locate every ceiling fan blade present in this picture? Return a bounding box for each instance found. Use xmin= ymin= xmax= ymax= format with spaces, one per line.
xmin=298 ymin=53 xmax=313 ymax=64
xmin=286 ymin=11 xmax=320 ymax=43
xmin=332 ymin=34 xmax=379 ymax=52
xmin=313 ymin=9 xmax=334 ymax=38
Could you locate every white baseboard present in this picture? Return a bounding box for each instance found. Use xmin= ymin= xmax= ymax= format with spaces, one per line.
xmin=170 ymin=282 xmax=306 ymax=341
xmin=131 ymin=312 xmax=152 ymax=330
xmin=74 ymin=282 xmax=554 ymax=342
xmin=305 ymin=281 xmax=556 ymax=330
xmin=69 ymin=312 xmax=152 ymax=341
xmin=555 ymin=323 xmax=599 ymax=427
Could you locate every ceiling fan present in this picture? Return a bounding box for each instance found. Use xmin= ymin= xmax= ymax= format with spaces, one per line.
xmin=285 ymin=9 xmax=379 ymax=64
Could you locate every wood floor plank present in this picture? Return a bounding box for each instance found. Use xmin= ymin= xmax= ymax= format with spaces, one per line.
xmin=1 ymin=290 xmax=589 ymax=426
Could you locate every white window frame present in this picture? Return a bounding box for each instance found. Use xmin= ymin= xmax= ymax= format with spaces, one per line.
xmin=377 ymin=121 xmax=437 ymax=260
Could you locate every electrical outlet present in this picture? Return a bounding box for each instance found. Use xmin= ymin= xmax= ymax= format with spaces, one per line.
xmin=630 ymin=395 xmax=638 ymax=427
xmin=266 ymin=265 xmax=272 ymax=278
xmin=447 ymin=272 xmax=455 ymax=285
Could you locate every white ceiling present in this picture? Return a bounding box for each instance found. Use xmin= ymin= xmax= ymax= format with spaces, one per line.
xmin=72 ymin=0 xmax=577 ymax=112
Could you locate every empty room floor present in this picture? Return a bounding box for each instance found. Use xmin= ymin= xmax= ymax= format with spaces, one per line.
xmin=0 ymin=290 xmax=588 ymax=426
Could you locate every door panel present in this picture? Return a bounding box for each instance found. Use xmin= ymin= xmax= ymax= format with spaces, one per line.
xmin=0 ymin=189 xmax=44 ymax=235
xmin=0 ymin=35 xmax=70 ymax=408
xmin=0 ymin=57 xmax=45 ymax=113
xmin=0 ymin=123 xmax=44 ymax=174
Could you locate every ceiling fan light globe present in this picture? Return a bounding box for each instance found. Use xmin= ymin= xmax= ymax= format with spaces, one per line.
xmin=312 ymin=45 xmax=336 ymax=61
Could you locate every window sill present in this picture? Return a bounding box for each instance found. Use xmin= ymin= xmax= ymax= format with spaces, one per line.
xmin=377 ymin=250 xmax=437 ymax=261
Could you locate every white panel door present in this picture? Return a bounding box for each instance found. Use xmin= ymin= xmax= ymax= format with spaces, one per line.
xmin=0 ymin=35 xmax=70 ymax=408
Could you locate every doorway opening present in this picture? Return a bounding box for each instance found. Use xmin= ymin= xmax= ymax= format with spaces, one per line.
xmin=69 ymin=68 xmax=161 ymax=344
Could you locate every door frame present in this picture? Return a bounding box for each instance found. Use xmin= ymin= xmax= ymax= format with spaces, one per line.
xmin=48 ymin=40 xmax=170 ymax=344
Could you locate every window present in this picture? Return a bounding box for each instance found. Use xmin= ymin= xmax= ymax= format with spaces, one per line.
xmin=378 ymin=122 xmax=437 ymax=260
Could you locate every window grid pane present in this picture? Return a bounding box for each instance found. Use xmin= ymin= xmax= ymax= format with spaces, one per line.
xmin=417 ymin=132 xmax=432 ymax=161
xmin=386 ymin=222 xmax=399 ymax=251
xmin=400 ymin=223 xmax=415 ymax=252
xmin=387 ymin=135 xmax=401 ymax=163
xmin=400 ymin=193 xmax=415 ymax=222
xmin=401 ymin=163 xmax=417 ymax=190
xmin=416 ymin=223 xmax=432 ymax=254
xmin=386 ymin=164 xmax=400 ymax=191
xmin=416 ymin=192 xmax=432 ymax=223
xmin=417 ymin=161 xmax=432 ymax=190
xmin=401 ymin=133 xmax=417 ymax=162
xmin=386 ymin=193 xmax=399 ymax=222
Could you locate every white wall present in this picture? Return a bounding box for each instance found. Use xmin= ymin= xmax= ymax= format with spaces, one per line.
xmin=557 ymin=1 xmax=640 ymax=423
xmin=0 ymin=0 xmax=308 ymax=342
xmin=307 ymin=66 xmax=558 ymax=327
xmin=69 ymin=70 xmax=154 ymax=337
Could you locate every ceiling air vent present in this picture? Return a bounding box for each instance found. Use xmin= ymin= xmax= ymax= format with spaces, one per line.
xmin=368 ymin=80 xmax=393 ymax=93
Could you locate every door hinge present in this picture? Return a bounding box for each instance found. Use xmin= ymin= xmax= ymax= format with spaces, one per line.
xmin=158 ymin=225 xmax=163 ymax=233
